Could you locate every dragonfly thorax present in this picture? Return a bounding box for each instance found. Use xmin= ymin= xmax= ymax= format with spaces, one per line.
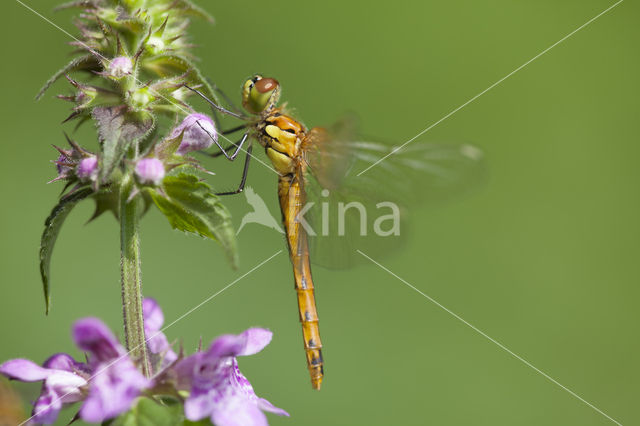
xmin=258 ymin=112 xmax=305 ymax=175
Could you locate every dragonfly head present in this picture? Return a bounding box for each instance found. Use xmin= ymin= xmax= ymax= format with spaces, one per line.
xmin=242 ymin=75 xmax=280 ymax=114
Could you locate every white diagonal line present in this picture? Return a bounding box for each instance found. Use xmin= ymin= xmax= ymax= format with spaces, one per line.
xmin=14 ymin=0 xmax=277 ymax=177
xmin=18 ymin=250 xmax=282 ymax=426
xmin=357 ymin=0 xmax=624 ymax=176
xmin=357 ymin=250 xmax=622 ymax=425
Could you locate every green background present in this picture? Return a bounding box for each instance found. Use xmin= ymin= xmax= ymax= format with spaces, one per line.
xmin=1 ymin=0 xmax=638 ymax=425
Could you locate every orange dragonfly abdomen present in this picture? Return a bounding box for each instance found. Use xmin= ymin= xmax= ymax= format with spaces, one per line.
xmin=278 ymin=170 xmax=324 ymax=390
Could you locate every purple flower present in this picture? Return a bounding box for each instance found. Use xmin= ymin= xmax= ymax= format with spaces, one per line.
xmin=0 ymin=300 xmax=288 ymax=425
xmin=109 ymin=56 xmax=133 ymax=79
xmin=73 ymin=318 xmax=151 ymax=423
xmin=175 ymin=328 xmax=289 ymax=426
xmin=135 ymin=158 xmax=165 ymax=185
xmin=0 ymin=354 xmax=88 ymax=424
xmin=171 ymin=113 xmax=217 ymax=155
xmin=143 ymin=298 xmax=177 ymax=371
xmin=0 ymin=318 xmax=151 ymax=424
xmin=51 ymin=139 xmax=97 ymax=184
xmin=76 ymin=156 xmax=98 ymax=182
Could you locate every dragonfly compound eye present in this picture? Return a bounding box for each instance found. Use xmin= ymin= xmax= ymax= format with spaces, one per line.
xmin=243 ymin=77 xmax=281 ymax=114
xmin=255 ymin=78 xmax=279 ymax=93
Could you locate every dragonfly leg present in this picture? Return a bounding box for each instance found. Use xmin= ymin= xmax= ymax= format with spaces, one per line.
xmin=183 ymin=84 xmax=246 ymax=120
xmin=201 ymin=125 xmax=249 ymax=159
xmin=208 ymin=79 xmax=244 ymax=116
xmin=203 ymin=81 xmax=245 ymax=134
xmin=197 ymin=121 xmax=249 ymax=161
xmin=215 ymin=141 xmax=253 ymax=196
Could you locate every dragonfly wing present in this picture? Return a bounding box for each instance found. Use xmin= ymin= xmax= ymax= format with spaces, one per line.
xmin=302 ymin=115 xmax=358 ymax=191
xmin=350 ymin=141 xmax=485 ymax=205
xmin=301 ymin=124 xmax=485 ymax=269
xmin=303 ymin=172 xmax=408 ymax=269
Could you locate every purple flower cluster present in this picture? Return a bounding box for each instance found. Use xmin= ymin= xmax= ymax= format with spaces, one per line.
xmin=0 ymin=299 xmax=287 ymax=425
xmin=51 ymin=141 xmax=98 ymax=185
xmin=0 ymin=318 xmax=148 ymax=424
xmin=51 ymin=113 xmax=219 ymax=190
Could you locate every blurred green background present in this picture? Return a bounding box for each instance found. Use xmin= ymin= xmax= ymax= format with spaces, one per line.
xmin=1 ymin=0 xmax=638 ymax=425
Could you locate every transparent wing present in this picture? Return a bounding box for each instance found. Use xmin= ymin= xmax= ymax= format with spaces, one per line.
xmin=301 ymin=121 xmax=485 ymax=269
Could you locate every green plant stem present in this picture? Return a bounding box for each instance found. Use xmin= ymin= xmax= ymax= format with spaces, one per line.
xmin=120 ymin=177 xmax=150 ymax=377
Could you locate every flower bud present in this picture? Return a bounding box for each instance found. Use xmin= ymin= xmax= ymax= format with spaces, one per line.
xmin=109 ymin=57 xmax=133 ymax=79
xmin=171 ymin=113 xmax=217 ymax=155
xmin=77 ymin=156 xmax=98 ymax=182
xmin=147 ymin=36 xmax=165 ymax=55
xmin=55 ymin=153 xmax=73 ymax=176
xmin=135 ymin=158 xmax=165 ymax=186
xmin=131 ymin=87 xmax=153 ymax=109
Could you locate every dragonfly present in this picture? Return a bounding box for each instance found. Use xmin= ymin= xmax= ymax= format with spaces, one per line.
xmin=184 ymin=76 xmax=484 ymax=390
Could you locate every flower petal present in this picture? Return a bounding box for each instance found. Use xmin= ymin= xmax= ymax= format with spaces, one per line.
xmin=176 ymin=329 xmax=286 ymax=425
xmin=207 ymin=328 xmax=273 ymax=359
xmin=73 ymin=318 xmax=125 ymax=363
xmin=80 ymin=358 xmax=150 ymax=423
xmin=43 ymin=353 xmax=88 ymax=374
xmin=183 ymin=389 xmax=215 ymax=421
xmin=143 ymin=298 xmax=177 ymax=372
xmin=45 ymin=372 xmax=87 ymax=402
xmin=230 ymin=359 xmax=255 ymax=396
xmin=142 ymin=298 xmax=164 ymax=332
xmin=32 ymin=387 xmax=62 ymax=424
xmin=29 ymin=369 xmax=87 ymax=424
xmin=147 ymin=333 xmax=174 ymax=359
xmin=173 ymin=352 xmax=202 ymax=391
xmin=0 ymin=359 xmax=52 ymax=381
xmin=211 ymin=400 xmax=268 ymax=426
xmin=171 ymin=113 xmax=217 ymax=155
xmin=257 ymin=398 xmax=290 ymax=417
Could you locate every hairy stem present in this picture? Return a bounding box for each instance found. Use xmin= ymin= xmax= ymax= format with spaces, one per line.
xmin=120 ymin=177 xmax=150 ymax=377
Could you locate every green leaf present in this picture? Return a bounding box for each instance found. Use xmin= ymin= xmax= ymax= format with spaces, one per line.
xmin=109 ymin=397 xmax=183 ymax=426
xmin=88 ymin=187 xmax=120 ymax=222
xmin=153 ymin=131 xmax=184 ymax=160
xmin=175 ymin=0 xmax=215 ymax=23
xmin=142 ymin=54 xmax=220 ymax=105
xmin=35 ymin=54 xmax=98 ymax=100
xmin=150 ymin=174 xmax=238 ymax=268
xmin=39 ymin=188 xmax=93 ymax=314
xmin=93 ymin=106 xmax=155 ymax=183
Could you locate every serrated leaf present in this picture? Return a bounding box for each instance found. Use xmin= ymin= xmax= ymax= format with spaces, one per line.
xmin=150 ymin=174 xmax=238 ymax=268
xmin=40 ymin=188 xmax=93 ymax=314
xmin=93 ymin=106 xmax=154 ymax=182
xmin=35 ymin=54 xmax=98 ymax=100
xmin=88 ymin=187 xmax=120 ymax=222
xmin=108 ymin=397 xmax=183 ymax=426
